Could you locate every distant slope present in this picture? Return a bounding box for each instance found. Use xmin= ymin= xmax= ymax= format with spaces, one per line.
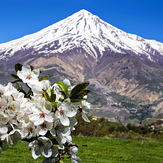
xmin=0 ymin=9 xmax=163 ymax=123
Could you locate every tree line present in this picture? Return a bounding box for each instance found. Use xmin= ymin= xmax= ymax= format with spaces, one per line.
xmin=72 ymin=115 xmax=163 ymax=141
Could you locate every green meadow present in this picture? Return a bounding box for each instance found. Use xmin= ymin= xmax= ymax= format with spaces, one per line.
xmin=0 ymin=137 xmax=163 ymax=163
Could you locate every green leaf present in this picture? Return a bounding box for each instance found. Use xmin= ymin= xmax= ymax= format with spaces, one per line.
xmin=42 ymin=87 xmax=56 ymax=102
xmin=30 ymin=65 xmax=34 ymax=71
xmin=50 ymin=87 xmax=56 ymax=102
xmin=56 ymin=81 xmax=69 ymax=98
xmin=42 ymin=90 xmax=51 ymax=101
xmin=70 ymin=82 xmax=89 ymax=96
xmin=26 ymin=89 xmax=33 ymax=98
xmin=80 ymin=90 xmax=91 ymax=96
xmin=15 ymin=83 xmax=27 ymax=96
xmin=11 ymin=79 xmax=22 ymax=84
xmin=51 ymin=137 xmax=59 ymax=145
xmin=71 ymin=98 xmax=87 ymax=103
xmin=39 ymin=75 xmax=52 ymax=81
xmin=70 ymin=82 xmax=90 ymax=102
xmin=70 ymin=82 xmax=89 ymax=97
xmin=15 ymin=63 xmax=22 ymax=72
xmin=50 ymin=102 xmax=58 ymax=111
xmin=11 ymin=74 xmax=20 ymax=80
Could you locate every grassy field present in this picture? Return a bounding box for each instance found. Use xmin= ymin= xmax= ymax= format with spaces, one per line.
xmin=0 ymin=137 xmax=163 ymax=163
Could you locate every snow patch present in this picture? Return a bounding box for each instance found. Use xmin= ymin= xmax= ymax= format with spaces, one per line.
xmin=0 ymin=9 xmax=163 ymax=63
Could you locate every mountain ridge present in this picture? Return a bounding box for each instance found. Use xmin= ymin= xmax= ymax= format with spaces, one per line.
xmin=0 ymin=9 xmax=163 ymax=124
xmin=0 ymin=9 xmax=163 ymax=64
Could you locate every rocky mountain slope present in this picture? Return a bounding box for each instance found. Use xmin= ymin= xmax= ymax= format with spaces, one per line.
xmin=0 ymin=9 xmax=163 ymax=123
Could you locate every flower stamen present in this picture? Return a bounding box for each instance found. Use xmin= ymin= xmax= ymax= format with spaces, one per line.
xmin=26 ymin=74 xmax=32 ymax=79
xmin=39 ymin=112 xmax=46 ymax=118
xmin=28 ymin=127 xmax=34 ymax=133
xmin=40 ymin=123 xmax=47 ymax=129
xmin=8 ymin=104 xmax=16 ymax=111
xmin=59 ymin=109 xmax=65 ymax=115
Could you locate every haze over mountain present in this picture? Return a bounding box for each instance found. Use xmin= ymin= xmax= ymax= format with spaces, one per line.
xmin=0 ymin=10 xmax=163 ymax=123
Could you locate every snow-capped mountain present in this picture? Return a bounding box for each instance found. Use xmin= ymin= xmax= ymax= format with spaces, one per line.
xmin=0 ymin=9 xmax=163 ymax=123
xmin=0 ymin=9 xmax=163 ymax=64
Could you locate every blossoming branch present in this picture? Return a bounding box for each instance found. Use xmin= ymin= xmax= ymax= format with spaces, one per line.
xmin=0 ymin=63 xmax=91 ymax=163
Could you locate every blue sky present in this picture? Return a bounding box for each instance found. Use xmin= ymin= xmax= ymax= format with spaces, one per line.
xmin=0 ymin=0 xmax=163 ymax=43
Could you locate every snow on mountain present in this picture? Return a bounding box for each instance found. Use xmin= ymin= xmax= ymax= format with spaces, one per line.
xmin=0 ymin=10 xmax=163 ymax=122
xmin=0 ymin=9 xmax=163 ymax=63
xmin=146 ymin=39 xmax=163 ymax=54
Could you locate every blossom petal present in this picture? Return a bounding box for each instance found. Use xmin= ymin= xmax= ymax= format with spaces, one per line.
xmin=34 ymin=118 xmax=44 ymax=126
xmin=81 ymin=112 xmax=90 ymax=122
xmin=32 ymin=147 xmax=41 ymax=159
xmin=60 ymin=115 xmax=70 ymax=126
xmin=63 ymin=79 xmax=71 ymax=87
xmin=52 ymin=146 xmax=58 ymax=157
xmin=66 ymin=108 xmax=77 ymax=118
xmin=71 ymin=146 xmax=78 ymax=155
xmin=42 ymin=148 xmax=52 ymax=158
xmin=45 ymin=114 xmax=54 ymax=123
xmin=0 ymin=126 xmax=8 ymax=134
xmin=81 ymin=101 xmax=91 ymax=112
xmin=39 ymin=128 xmax=48 ymax=136
xmin=71 ymin=155 xmax=82 ymax=163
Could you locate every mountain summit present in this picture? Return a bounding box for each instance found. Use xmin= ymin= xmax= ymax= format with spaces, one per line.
xmin=0 ymin=10 xmax=163 ymax=123
xmin=0 ymin=9 xmax=163 ymax=63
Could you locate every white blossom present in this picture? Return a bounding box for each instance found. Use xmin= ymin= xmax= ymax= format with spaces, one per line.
xmin=63 ymin=78 xmax=75 ymax=91
xmin=20 ymin=122 xmax=37 ymax=139
xmin=52 ymin=83 xmax=64 ymax=101
xmin=56 ymin=125 xmax=72 ymax=144
xmin=30 ymin=80 xmax=51 ymax=96
xmin=81 ymin=100 xmax=91 ymax=122
xmin=2 ymin=129 xmax=22 ymax=147
xmin=0 ymin=64 xmax=91 ymax=162
xmin=55 ymin=98 xmax=77 ymax=126
xmin=37 ymin=121 xmax=53 ymax=136
xmin=29 ymin=98 xmax=54 ymax=126
xmin=29 ymin=137 xmax=53 ymax=159
xmin=70 ymin=146 xmax=82 ymax=162
xmin=17 ymin=64 xmax=40 ymax=85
